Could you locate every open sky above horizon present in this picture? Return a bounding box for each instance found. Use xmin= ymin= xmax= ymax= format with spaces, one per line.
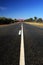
xmin=0 ymin=0 xmax=43 ymax=19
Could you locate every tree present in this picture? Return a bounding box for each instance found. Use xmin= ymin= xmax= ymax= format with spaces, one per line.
xmin=0 ymin=17 xmax=14 ymax=24
xmin=24 ymin=18 xmax=33 ymax=22
xmin=34 ymin=16 xmax=37 ymax=22
xmin=14 ymin=19 xmax=19 ymax=22
xmin=29 ymin=18 xmax=33 ymax=22
xmin=37 ymin=18 xmax=43 ymax=23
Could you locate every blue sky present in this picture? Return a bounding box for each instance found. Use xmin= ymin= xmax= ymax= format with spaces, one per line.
xmin=0 ymin=0 xmax=43 ymax=19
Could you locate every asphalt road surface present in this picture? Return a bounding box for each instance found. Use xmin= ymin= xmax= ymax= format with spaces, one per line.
xmin=0 ymin=23 xmax=21 ymax=65
xmin=0 ymin=23 xmax=43 ymax=65
xmin=23 ymin=23 xmax=43 ymax=65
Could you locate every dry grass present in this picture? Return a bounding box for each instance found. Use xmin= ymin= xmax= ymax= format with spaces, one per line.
xmin=25 ymin=22 xmax=43 ymax=28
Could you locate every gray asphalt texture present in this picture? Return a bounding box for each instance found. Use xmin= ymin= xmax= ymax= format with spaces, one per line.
xmin=0 ymin=23 xmax=21 ymax=65
xmin=0 ymin=23 xmax=43 ymax=65
xmin=23 ymin=23 xmax=43 ymax=65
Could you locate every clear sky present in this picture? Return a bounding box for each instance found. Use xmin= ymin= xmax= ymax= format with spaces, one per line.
xmin=0 ymin=0 xmax=43 ymax=19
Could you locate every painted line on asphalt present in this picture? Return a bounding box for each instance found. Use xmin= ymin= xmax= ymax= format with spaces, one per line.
xmin=19 ymin=23 xmax=25 ymax=65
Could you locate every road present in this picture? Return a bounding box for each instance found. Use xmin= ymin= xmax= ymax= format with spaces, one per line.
xmin=0 ymin=23 xmax=43 ymax=65
xmin=23 ymin=23 xmax=43 ymax=65
xmin=0 ymin=23 xmax=21 ymax=65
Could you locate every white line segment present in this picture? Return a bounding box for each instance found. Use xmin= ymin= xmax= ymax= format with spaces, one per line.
xmin=19 ymin=23 xmax=25 ymax=65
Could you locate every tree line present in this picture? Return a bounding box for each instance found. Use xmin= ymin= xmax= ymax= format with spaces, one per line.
xmin=0 ymin=17 xmax=43 ymax=24
xmin=0 ymin=17 xmax=19 ymax=24
xmin=24 ymin=17 xmax=43 ymax=23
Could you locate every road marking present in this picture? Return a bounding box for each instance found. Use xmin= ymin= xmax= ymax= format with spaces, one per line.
xmin=19 ymin=23 xmax=25 ymax=65
xmin=18 ymin=30 xmax=21 ymax=35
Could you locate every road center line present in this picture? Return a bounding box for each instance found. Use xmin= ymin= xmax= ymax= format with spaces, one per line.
xmin=19 ymin=23 xmax=25 ymax=65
